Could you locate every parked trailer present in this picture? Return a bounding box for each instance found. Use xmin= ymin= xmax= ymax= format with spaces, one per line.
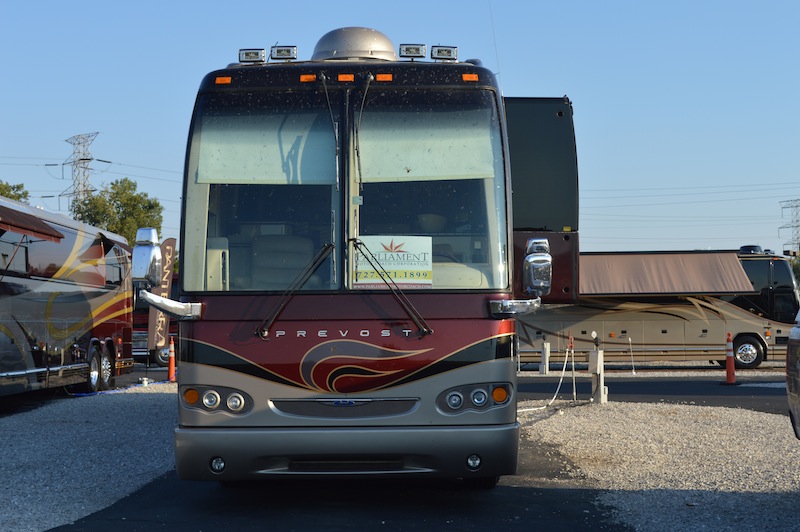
xmin=0 ymin=195 xmax=134 ymax=396
xmin=518 ymin=248 xmax=800 ymax=369
xmin=133 ymin=27 xmax=567 ymax=488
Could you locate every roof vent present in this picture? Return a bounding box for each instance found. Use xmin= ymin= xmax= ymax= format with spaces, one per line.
xmin=311 ymin=27 xmax=398 ymax=61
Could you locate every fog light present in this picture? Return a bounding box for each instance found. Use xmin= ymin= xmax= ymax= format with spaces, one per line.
xmin=466 ymin=454 xmax=482 ymax=470
xmin=202 ymin=390 xmax=221 ymax=409
xmin=227 ymin=392 xmax=245 ymax=412
xmin=210 ymin=456 xmax=225 ymax=473
xmin=471 ymin=389 xmax=488 ymax=407
xmin=446 ymin=391 xmax=464 ymax=410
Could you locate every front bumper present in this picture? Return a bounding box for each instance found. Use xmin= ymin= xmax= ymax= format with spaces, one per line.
xmin=175 ymin=422 xmax=519 ymax=481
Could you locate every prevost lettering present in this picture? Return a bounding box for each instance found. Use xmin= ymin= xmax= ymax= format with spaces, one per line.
xmin=273 ymin=329 xmax=415 ymax=338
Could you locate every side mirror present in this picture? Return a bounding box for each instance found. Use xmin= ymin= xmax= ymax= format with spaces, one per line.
xmin=132 ymin=228 xmax=162 ymax=288
xmin=523 ymin=238 xmax=552 ymax=298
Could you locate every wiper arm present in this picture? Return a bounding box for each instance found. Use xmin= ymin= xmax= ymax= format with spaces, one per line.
xmin=255 ymin=243 xmax=335 ymax=340
xmin=354 ymin=73 xmax=374 ymax=192
xmin=319 ymin=72 xmax=340 ymax=191
xmin=351 ymin=238 xmax=433 ymax=337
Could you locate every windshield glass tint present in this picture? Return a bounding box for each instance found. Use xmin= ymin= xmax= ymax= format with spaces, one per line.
xmin=355 ymin=89 xmax=508 ymax=290
xmin=182 ymin=87 xmax=508 ymax=292
xmin=184 ymin=91 xmax=339 ymax=291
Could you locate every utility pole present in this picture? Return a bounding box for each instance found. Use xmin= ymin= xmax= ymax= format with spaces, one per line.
xmin=781 ymin=198 xmax=800 ymax=255
xmin=62 ymin=132 xmax=99 ymax=218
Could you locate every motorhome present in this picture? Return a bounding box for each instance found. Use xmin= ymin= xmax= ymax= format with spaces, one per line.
xmin=518 ymin=247 xmax=800 ymax=369
xmin=132 ymin=27 xmax=578 ymax=488
xmin=0 ymin=196 xmax=134 ymax=396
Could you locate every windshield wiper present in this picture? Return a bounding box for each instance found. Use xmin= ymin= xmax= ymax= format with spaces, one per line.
xmin=354 ymin=73 xmax=374 ymax=192
xmin=255 ymin=243 xmax=335 ymax=340
xmin=351 ymin=238 xmax=433 ymax=337
xmin=319 ymin=72 xmax=340 ymax=192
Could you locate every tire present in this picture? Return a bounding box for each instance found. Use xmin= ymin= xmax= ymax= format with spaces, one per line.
xmin=153 ymin=347 xmax=170 ymax=368
xmin=733 ymin=335 xmax=764 ymax=369
xmin=99 ymin=350 xmax=114 ymax=390
xmin=83 ymin=347 xmax=102 ymax=393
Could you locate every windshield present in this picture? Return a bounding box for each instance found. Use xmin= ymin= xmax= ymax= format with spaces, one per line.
xmin=184 ymin=91 xmax=340 ymax=292
xmin=353 ymin=89 xmax=507 ymax=290
xmin=183 ymin=85 xmax=507 ymax=292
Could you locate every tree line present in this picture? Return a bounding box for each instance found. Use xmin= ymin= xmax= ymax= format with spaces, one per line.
xmin=0 ymin=178 xmax=162 ymax=245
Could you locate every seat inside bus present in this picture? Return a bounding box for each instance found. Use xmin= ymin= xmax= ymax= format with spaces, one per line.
xmin=250 ymin=235 xmax=320 ymax=290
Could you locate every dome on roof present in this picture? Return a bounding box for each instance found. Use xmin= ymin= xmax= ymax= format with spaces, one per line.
xmin=311 ymin=27 xmax=398 ymax=61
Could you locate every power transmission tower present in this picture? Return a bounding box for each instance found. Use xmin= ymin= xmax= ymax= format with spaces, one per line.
xmin=781 ymin=198 xmax=800 ymax=255
xmin=62 ymin=132 xmax=99 ymax=217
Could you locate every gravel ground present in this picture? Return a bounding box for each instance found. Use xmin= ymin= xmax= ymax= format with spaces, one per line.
xmin=517 ymin=360 xmax=800 ymax=531
xmin=3 ymin=364 xmax=799 ymax=531
xmin=0 ymin=382 xmax=178 ymax=532
xmin=519 ymin=398 xmax=800 ymax=532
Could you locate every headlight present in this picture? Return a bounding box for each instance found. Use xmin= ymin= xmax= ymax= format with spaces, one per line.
xmin=470 ymin=389 xmax=488 ymax=407
xmin=226 ymin=393 xmax=246 ymax=412
xmin=202 ymin=390 xmax=221 ymax=409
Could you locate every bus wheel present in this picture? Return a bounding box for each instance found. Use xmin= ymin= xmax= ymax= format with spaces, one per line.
xmin=83 ymin=348 xmax=102 ymax=393
xmin=99 ymin=351 xmax=114 ymax=390
xmin=734 ymin=336 xmax=764 ymax=369
xmin=462 ymin=476 xmax=499 ymax=490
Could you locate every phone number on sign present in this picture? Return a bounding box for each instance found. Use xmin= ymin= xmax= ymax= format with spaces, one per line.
xmin=355 ymin=270 xmax=431 ymax=280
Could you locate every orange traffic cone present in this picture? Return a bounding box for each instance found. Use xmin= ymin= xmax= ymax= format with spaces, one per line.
xmin=168 ymin=336 xmax=176 ymax=382
xmin=724 ymin=332 xmax=736 ymax=385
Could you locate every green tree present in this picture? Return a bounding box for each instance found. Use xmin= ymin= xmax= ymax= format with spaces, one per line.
xmin=71 ymin=178 xmax=163 ymax=244
xmin=0 ymin=180 xmax=30 ymax=202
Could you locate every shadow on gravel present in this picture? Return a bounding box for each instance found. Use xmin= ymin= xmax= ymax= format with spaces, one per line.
xmin=52 ymin=471 xmax=626 ymax=531
xmin=50 ymin=412 xmax=627 ymax=531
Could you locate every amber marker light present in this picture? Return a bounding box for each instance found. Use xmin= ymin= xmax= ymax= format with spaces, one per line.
xmin=462 ymin=73 xmax=479 ymax=82
xmin=492 ymin=386 xmax=509 ymax=403
xmin=300 ymin=74 xmax=317 ymax=83
xmin=215 ymin=76 xmax=232 ymax=85
xmin=338 ymin=73 xmax=355 ymax=82
xmin=184 ymin=388 xmax=200 ymax=405
xmin=375 ymin=73 xmax=393 ymax=82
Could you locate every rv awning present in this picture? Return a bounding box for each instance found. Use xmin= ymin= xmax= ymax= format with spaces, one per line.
xmin=580 ymin=251 xmax=756 ymax=296
xmin=0 ymin=204 xmax=64 ymax=242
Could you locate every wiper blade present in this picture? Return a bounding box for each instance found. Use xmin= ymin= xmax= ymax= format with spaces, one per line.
xmin=351 ymin=238 xmax=433 ymax=337
xmin=255 ymin=243 xmax=335 ymax=340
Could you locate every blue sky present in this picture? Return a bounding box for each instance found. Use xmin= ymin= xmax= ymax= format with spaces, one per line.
xmin=2 ymin=0 xmax=798 ymax=253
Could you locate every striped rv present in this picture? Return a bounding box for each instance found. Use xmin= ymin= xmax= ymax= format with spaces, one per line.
xmin=0 ymin=195 xmax=134 ymax=396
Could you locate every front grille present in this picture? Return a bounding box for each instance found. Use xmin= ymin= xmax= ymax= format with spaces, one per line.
xmin=289 ymin=458 xmax=404 ymax=473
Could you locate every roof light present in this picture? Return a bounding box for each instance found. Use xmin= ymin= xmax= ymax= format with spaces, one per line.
xmin=300 ymin=74 xmax=317 ymax=83
xmin=338 ymin=73 xmax=355 ymax=82
xmin=215 ymin=76 xmax=232 ymax=85
xmin=462 ymin=73 xmax=479 ymax=82
xmin=239 ymin=49 xmax=266 ymax=63
xmin=399 ymin=44 xmax=426 ymax=58
xmin=375 ymin=73 xmax=393 ymax=82
xmin=270 ymin=45 xmax=297 ymax=61
xmin=431 ymin=46 xmax=458 ymax=61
